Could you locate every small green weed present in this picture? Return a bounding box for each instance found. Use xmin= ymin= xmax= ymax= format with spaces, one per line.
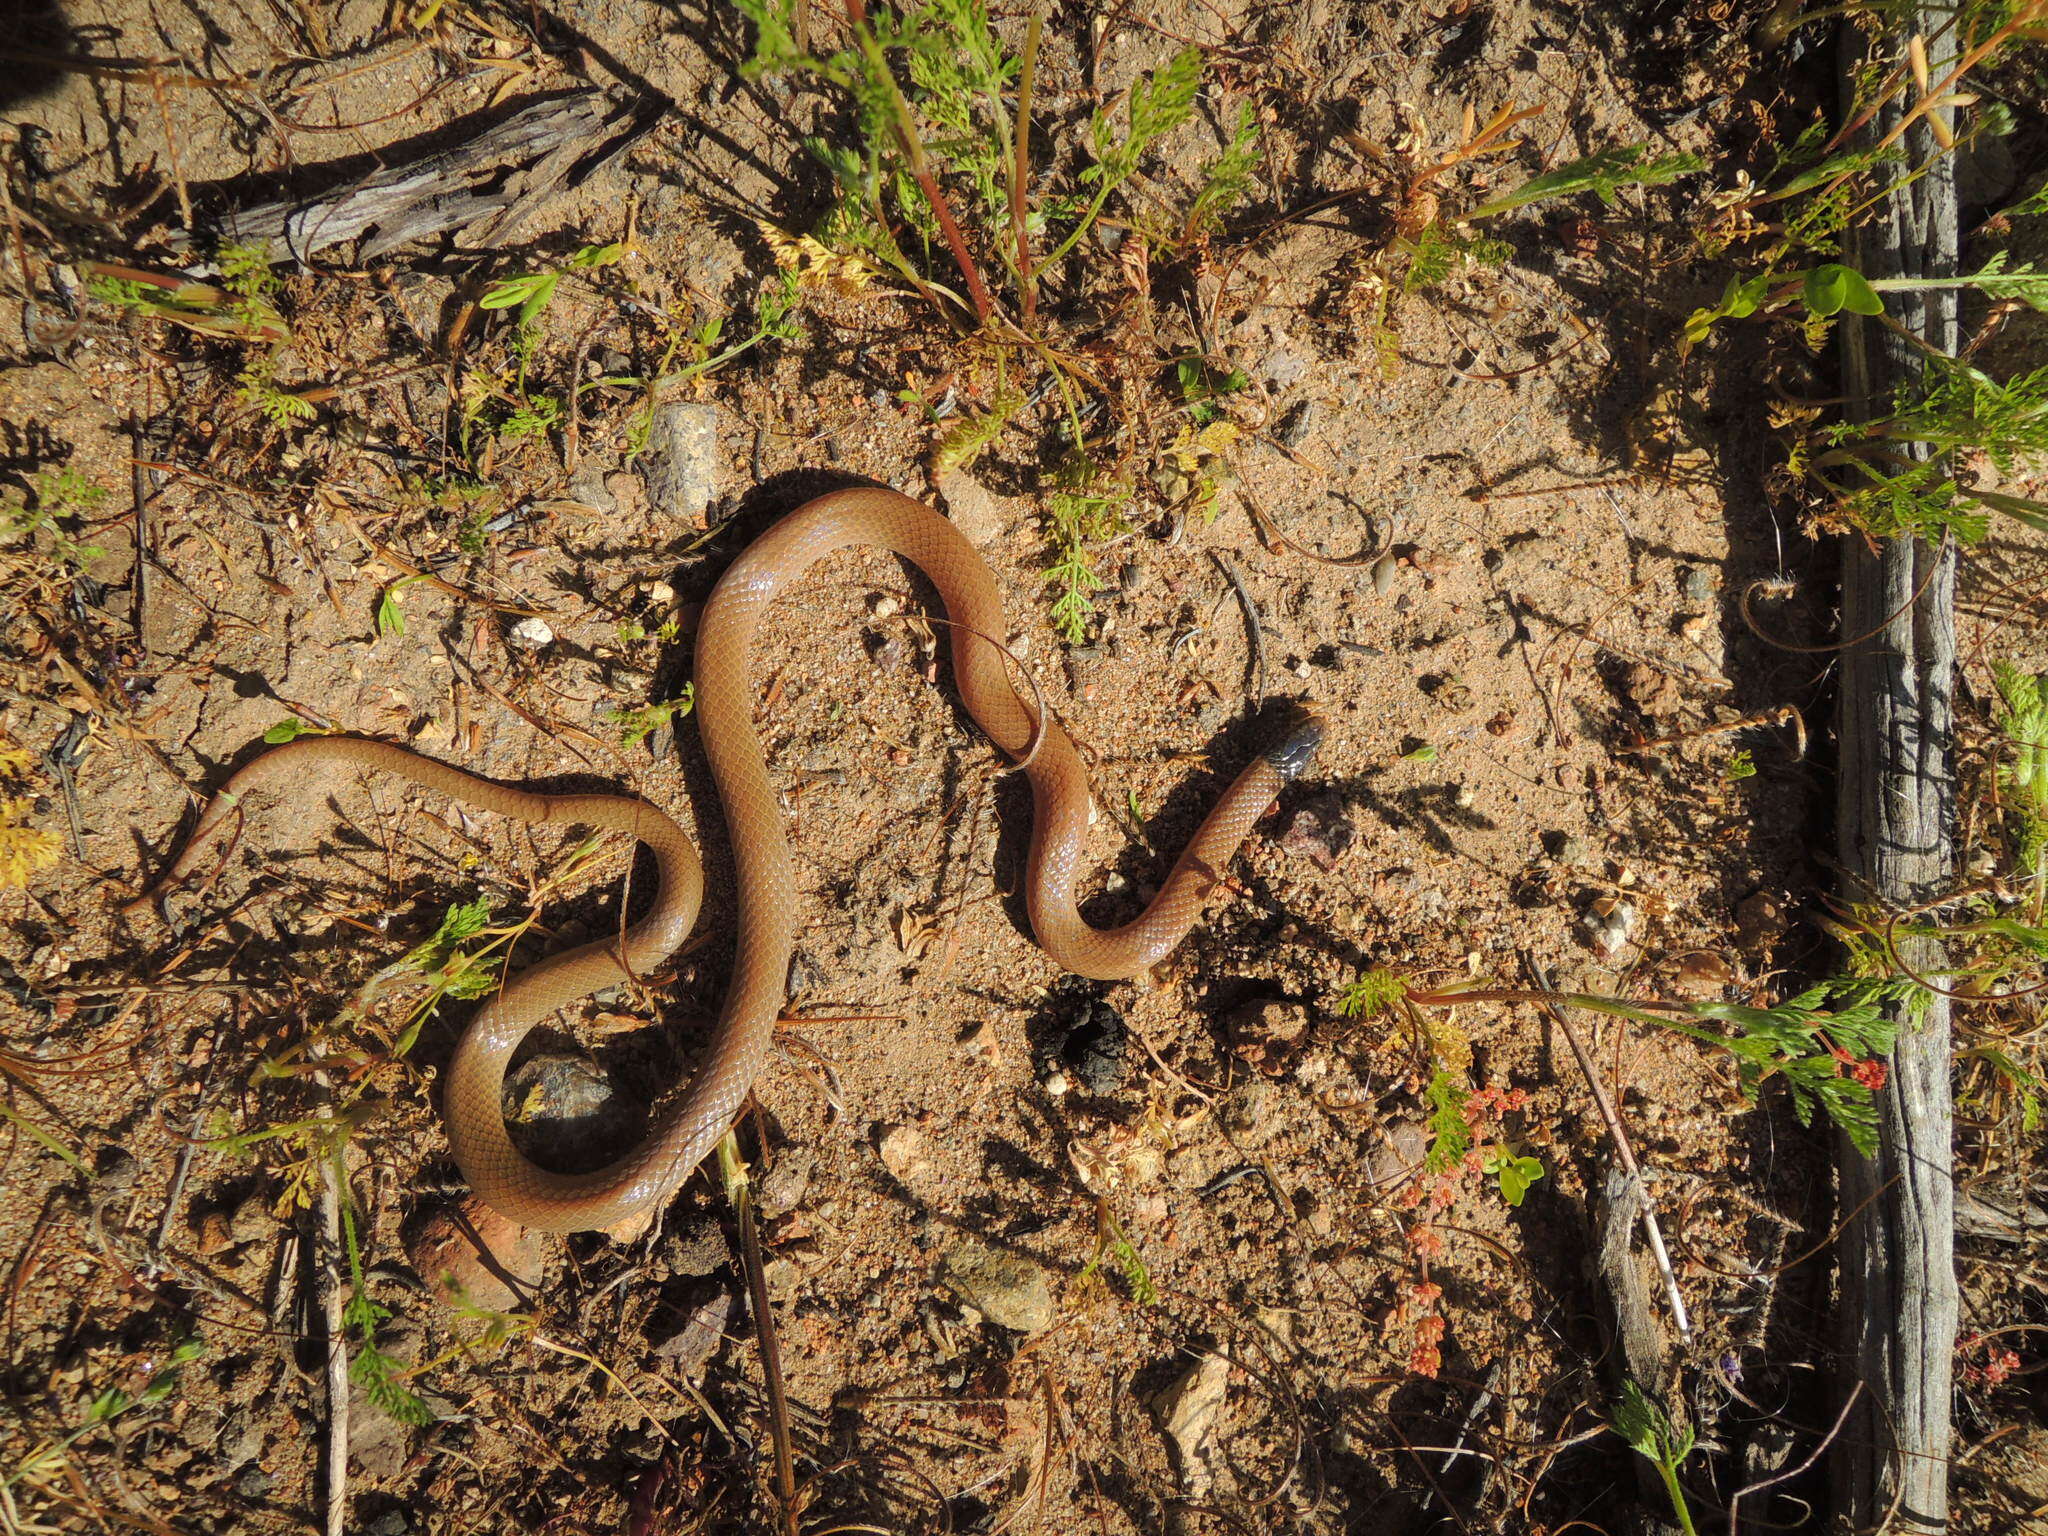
xmin=261 ymin=716 xmax=334 ymax=744
xmin=1076 ymin=1203 xmax=1158 ymax=1306
xmin=603 ymin=686 xmax=696 ymax=749
xmin=1043 ymin=466 xmax=1129 ymax=644
xmin=3 ymin=468 xmax=107 ymax=572
xmin=1993 ymin=663 xmax=2048 ymax=916
xmin=3 ymin=1340 xmax=207 ymax=1524
xmin=1482 ymin=1147 xmax=1545 ymax=1207
xmin=1336 ymin=967 xmax=1902 ymax=1154
xmin=478 ymin=242 xmax=626 ymax=329
xmin=1612 ymin=1378 xmax=1700 ymax=1536
xmin=375 ymin=574 xmax=430 ymax=639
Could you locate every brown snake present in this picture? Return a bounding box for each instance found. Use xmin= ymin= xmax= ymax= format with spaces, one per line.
xmin=149 ymin=488 xmax=1324 ymax=1232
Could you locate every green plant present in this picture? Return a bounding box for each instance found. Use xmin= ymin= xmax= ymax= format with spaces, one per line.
xmin=1724 ymin=748 xmax=1758 ymax=782
xmin=1421 ymin=1066 xmax=1472 ymax=1173
xmin=1993 ymin=663 xmax=2048 ymax=918
xmin=4 ymin=468 xmax=107 ymax=572
xmin=479 ymin=242 xmax=626 ymax=328
xmin=1076 ymin=1204 xmax=1158 ymax=1306
xmin=339 ymin=1192 xmax=433 ymax=1426
xmin=603 ymin=687 xmax=696 ymax=749
xmin=1468 ymin=144 xmax=1703 ymax=221
xmin=1482 ymin=1146 xmax=1545 ymax=1207
xmin=930 ymin=387 xmax=1024 ymax=474
xmin=261 ymin=717 xmax=334 ymax=744
xmin=3 ymin=1339 xmax=207 ymax=1527
xmin=84 ymin=253 xmax=288 ymax=342
xmin=1612 ymin=1378 xmax=1699 ymax=1536
xmin=618 ymin=268 xmax=805 ymax=457
xmin=1183 ymin=103 xmax=1261 ymax=243
xmin=1044 ymin=46 xmax=1203 ymax=273
xmin=1683 ymin=6 xmax=2048 ymax=549
xmin=1336 ymin=968 xmax=1903 ymax=1154
xmin=1384 ymin=119 xmax=1702 ymax=295
xmin=1044 ymin=466 xmax=1128 ymax=643
xmin=375 ymin=574 xmax=430 ymax=639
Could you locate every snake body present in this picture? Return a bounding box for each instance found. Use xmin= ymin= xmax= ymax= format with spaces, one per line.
xmin=155 ymin=489 xmax=1323 ymax=1232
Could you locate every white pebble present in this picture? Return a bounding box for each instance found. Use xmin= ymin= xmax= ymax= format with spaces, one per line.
xmin=509 ymin=617 xmax=554 ymax=649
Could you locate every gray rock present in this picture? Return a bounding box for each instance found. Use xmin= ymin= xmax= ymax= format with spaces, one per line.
xmin=639 ymin=400 xmax=722 ymax=525
xmin=756 ymin=1149 xmax=814 ymax=1219
xmin=347 ymin=1387 xmax=413 ymax=1481
xmin=1154 ymin=1351 xmax=1232 ymax=1499
xmin=502 ymin=1053 xmax=644 ymax=1172
xmin=234 ymin=1466 xmax=274 ymax=1499
xmin=566 ymin=462 xmax=617 ymax=513
xmin=938 ymin=1244 xmax=1056 ymax=1332
xmin=651 ymin=1288 xmax=733 ymax=1374
xmin=934 ymin=467 xmax=1008 ymax=547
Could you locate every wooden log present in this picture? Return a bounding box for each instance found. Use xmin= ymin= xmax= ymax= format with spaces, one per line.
xmin=215 ymin=90 xmax=653 ymax=266
xmin=1832 ymin=14 xmax=1961 ymax=1533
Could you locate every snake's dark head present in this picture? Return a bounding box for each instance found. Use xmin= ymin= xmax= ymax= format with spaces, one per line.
xmin=1261 ymin=707 xmax=1326 ymax=781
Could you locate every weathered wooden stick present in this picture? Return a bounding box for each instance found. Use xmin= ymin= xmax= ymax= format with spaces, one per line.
xmin=215 ymin=90 xmax=653 ymax=265
xmin=1832 ymin=13 xmax=1961 ymax=1532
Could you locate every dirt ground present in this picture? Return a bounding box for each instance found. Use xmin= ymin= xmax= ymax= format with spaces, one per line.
xmin=2 ymin=0 xmax=2045 ymax=1533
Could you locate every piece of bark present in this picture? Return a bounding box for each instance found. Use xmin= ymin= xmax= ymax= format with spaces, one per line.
xmin=215 ymin=90 xmax=653 ymax=266
xmin=1832 ymin=13 xmax=1962 ymax=1534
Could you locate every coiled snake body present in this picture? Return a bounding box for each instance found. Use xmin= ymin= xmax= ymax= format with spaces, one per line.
xmin=153 ymin=489 xmax=1323 ymax=1232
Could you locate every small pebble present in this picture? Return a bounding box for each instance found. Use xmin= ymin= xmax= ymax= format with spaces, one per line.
xmin=234 ymin=1467 xmax=274 ymax=1499
xmin=1370 ymin=553 xmax=1397 ymax=596
xmin=876 ymin=1123 xmax=930 ymax=1180
xmin=1277 ymin=399 xmax=1313 ymax=447
xmin=938 ymin=1244 xmax=1056 ymax=1332
xmin=508 ymin=616 xmax=554 ymax=649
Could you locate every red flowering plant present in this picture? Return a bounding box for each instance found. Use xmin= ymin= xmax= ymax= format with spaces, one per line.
xmin=1384 ymin=1071 xmax=1545 ymax=1379
xmin=1959 ymin=1333 xmax=2026 ymax=1389
xmin=1338 ymin=966 xmax=1909 ymax=1381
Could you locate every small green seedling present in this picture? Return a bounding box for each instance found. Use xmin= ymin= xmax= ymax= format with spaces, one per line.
xmin=375 ymin=574 xmax=430 ymax=639
xmin=1612 ymin=1378 xmax=1699 ymax=1536
xmin=1482 ymin=1147 xmax=1545 ymax=1207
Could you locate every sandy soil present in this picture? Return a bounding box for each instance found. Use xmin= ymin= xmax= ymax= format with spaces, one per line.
xmin=1 ymin=0 xmax=2042 ymax=1532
